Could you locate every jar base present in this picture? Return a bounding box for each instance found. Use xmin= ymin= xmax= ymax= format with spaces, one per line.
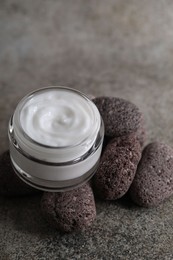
xmin=11 ymin=159 xmax=100 ymax=192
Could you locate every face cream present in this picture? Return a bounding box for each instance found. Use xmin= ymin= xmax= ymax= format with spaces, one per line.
xmin=8 ymin=87 xmax=104 ymax=191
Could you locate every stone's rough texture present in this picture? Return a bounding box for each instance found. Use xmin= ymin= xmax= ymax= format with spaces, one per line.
xmin=93 ymin=97 xmax=142 ymax=137
xmin=41 ymin=183 xmax=96 ymax=232
xmin=102 ymin=122 xmax=146 ymax=153
xmin=0 ymin=150 xmax=39 ymax=197
xmin=135 ymin=123 xmax=146 ymax=148
xmin=93 ymin=134 xmax=141 ymax=200
xmin=130 ymin=142 xmax=173 ymax=207
xmin=94 ymin=96 xmax=146 ymax=149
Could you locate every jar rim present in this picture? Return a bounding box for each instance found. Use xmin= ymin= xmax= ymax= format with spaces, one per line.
xmin=10 ymin=86 xmax=102 ymax=163
xmin=14 ymin=86 xmax=100 ymax=149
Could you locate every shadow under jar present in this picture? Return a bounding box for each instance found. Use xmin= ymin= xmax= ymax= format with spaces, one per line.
xmin=8 ymin=87 xmax=104 ymax=191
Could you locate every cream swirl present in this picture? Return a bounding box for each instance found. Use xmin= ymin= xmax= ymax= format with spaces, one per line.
xmin=20 ymin=89 xmax=97 ymax=147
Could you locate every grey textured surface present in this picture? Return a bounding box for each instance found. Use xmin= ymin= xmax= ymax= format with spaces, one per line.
xmin=0 ymin=0 xmax=173 ymax=259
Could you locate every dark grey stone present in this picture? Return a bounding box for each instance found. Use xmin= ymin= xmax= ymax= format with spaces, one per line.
xmin=93 ymin=96 xmax=143 ymax=137
xmin=130 ymin=142 xmax=173 ymax=207
xmin=41 ymin=183 xmax=96 ymax=232
xmin=93 ymin=134 xmax=141 ymax=200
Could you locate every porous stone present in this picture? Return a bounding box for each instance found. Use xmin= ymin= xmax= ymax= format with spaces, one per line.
xmin=0 ymin=150 xmax=39 ymax=196
xmin=41 ymin=183 xmax=96 ymax=232
xmin=135 ymin=121 xmax=146 ymax=148
xmin=102 ymin=122 xmax=146 ymax=154
xmin=129 ymin=142 xmax=173 ymax=207
xmin=93 ymin=134 xmax=141 ymax=200
xmin=93 ymin=96 xmax=143 ymax=138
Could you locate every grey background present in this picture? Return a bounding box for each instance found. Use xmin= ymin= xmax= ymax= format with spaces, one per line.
xmin=0 ymin=0 xmax=173 ymax=259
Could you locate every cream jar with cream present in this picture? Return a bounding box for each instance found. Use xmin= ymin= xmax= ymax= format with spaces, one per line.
xmin=8 ymin=87 xmax=104 ymax=191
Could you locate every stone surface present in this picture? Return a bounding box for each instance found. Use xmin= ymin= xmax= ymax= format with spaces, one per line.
xmin=41 ymin=183 xmax=96 ymax=232
xmin=130 ymin=142 xmax=173 ymax=207
xmin=0 ymin=150 xmax=39 ymax=197
xmin=1 ymin=0 xmax=173 ymax=259
xmin=93 ymin=96 xmax=142 ymax=137
xmin=93 ymin=134 xmax=141 ymax=200
xmin=135 ymin=119 xmax=146 ymax=148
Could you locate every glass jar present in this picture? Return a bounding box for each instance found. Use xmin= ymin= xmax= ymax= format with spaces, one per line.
xmin=8 ymin=87 xmax=104 ymax=191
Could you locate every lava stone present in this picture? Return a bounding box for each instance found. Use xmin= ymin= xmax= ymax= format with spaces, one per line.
xmin=129 ymin=142 xmax=173 ymax=207
xmin=102 ymin=122 xmax=146 ymax=153
xmin=0 ymin=150 xmax=39 ymax=197
xmin=93 ymin=134 xmax=141 ymax=200
xmin=41 ymin=183 xmax=96 ymax=232
xmin=93 ymin=96 xmax=143 ymax=138
xmin=135 ymin=120 xmax=146 ymax=148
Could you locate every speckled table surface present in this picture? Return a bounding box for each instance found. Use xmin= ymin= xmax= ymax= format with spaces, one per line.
xmin=0 ymin=0 xmax=173 ymax=259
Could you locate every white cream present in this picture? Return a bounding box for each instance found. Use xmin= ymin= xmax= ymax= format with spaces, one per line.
xmin=9 ymin=87 xmax=104 ymax=191
xmin=20 ymin=90 xmax=96 ymax=147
